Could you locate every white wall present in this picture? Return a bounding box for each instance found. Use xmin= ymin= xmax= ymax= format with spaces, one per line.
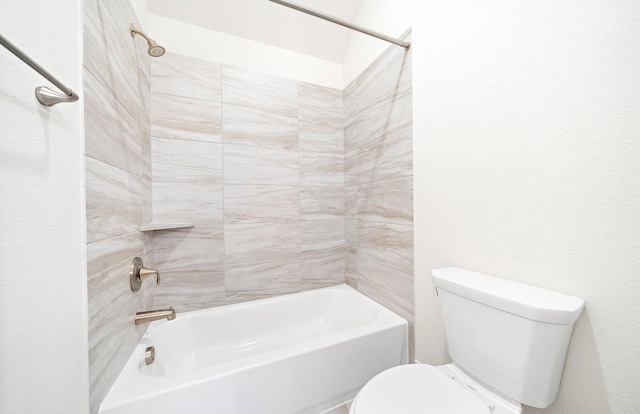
xmin=148 ymin=14 xmax=343 ymax=89
xmin=412 ymin=1 xmax=640 ymax=413
xmin=344 ymin=0 xmax=640 ymax=413
xmin=342 ymin=0 xmax=414 ymax=86
xmin=0 ymin=1 xmax=89 ymax=413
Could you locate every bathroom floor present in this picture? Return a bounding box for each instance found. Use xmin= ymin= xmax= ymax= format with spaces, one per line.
xmin=325 ymin=402 xmax=351 ymax=414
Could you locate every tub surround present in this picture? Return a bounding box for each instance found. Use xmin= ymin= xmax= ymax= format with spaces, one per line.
xmin=84 ymin=0 xmax=153 ymax=412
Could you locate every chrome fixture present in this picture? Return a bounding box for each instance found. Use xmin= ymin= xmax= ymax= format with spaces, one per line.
xmin=134 ymin=307 xmax=176 ymax=325
xmin=130 ymin=24 xmax=166 ymax=57
xmin=0 ymin=33 xmax=79 ymax=106
xmin=268 ymin=0 xmax=410 ymax=49
xmin=144 ymin=346 xmax=156 ymax=365
xmin=130 ymin=257 xmax=160 ymax=292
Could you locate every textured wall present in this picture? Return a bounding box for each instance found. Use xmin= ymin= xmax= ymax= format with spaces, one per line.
xmin=412 ymin=1 xmax=640 ymax=413
xmin=150 ymin=52 xmax=345 ymax=311
xmin=84 ymin=0 xmax=153 ymax=412
xmin=343 ymin=33 xmax=414 ymax=355
xmin=0 ymin=1 xmax=88 ymax=412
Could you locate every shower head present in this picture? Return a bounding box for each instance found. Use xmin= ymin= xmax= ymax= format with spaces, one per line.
xmin=130 ymin=24 xmax=166 ymax=57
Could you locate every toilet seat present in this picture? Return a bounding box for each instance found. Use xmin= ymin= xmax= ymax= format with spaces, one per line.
xmin=350 ymin=364 xmax=491 ymax=414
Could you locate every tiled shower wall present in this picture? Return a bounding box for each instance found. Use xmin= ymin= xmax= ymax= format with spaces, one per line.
xmin=83 ymin=0 xmax=153 ymax=412
xmin=150 ymin=54 xmax=346 ymax=310
xmin=345 ymin=33 xmax=414 ymax=351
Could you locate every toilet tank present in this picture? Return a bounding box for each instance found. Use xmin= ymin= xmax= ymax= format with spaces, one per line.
xmin=432 ymin=267 xmax=584 ymax=408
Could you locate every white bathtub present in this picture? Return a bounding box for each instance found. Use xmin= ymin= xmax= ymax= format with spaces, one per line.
xmin=100 ymin=284 xmax=408 ymax=414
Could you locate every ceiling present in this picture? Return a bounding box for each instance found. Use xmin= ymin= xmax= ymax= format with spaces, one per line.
xmin=147 ymin=0 xmax=364 ymax=63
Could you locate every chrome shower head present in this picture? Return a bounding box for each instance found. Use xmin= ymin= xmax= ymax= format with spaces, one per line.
xmin=130 ymin=24 xmax=166 ymax=57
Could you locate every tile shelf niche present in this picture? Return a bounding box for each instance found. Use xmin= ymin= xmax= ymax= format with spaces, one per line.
xmin=139 ymin=223 xmax=195 ymax=232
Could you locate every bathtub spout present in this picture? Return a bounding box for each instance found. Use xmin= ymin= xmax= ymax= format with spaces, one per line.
xmin=135 ymin=307 xmax=176 ymax=325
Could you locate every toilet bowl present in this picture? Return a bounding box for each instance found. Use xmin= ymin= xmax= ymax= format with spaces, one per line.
xmin=349 ymin=364 xmax=521 ymax=414
xmin=349 ymin=267 xmax=584 ymax=414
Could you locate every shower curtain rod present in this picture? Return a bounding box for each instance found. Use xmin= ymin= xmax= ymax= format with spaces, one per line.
xmin=0 ymin=32 xmax=79 ymax=106
xmin=268 ymin=0 xmax=410 ymax=49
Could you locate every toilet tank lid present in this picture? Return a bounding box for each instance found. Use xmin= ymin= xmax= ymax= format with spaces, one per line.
xmin=432 ymin=267 xmax=585 ymax=324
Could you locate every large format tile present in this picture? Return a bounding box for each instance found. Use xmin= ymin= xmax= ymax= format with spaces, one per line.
xmin=223 ymin=104 xmax=298 ymax=150
xmin=358 ymin=126 xmax=412 ymax=183
xmin=298 ymin=82 xmax=343 ymax=154
xmin=152 ymin=181 xmax=223 ymax=224
xmin=151 ymin=52 xmax=221 ymax=101
xmin=358 ymin=176 xmax=413 ymax=225
xmin=84 ymin=69 xmax=141 ymax=176
xmin=300 ymin=186 xmax=345 ymax=220
xmin=151 ymin=92 xmax=222 ymax=143
xmin=357 ymin=34 xmax=412 ymax=111
xmin=222 ymin=65 xmax=297 ymax=115
xmin=86 ymin=232 xmax=150 ymax=325
xmin=225 ymin=260 xmax=301 ymax=304
xmin=301 ymin=219 xmax=345 ymax=289
xmin=224 ymin=222 xmax=301 ymax=266
xmin=152 ymin=138 xmax=222 ymax=184
xmin=357 ymin=220 xmax=413 ymax=277
xmin=154 ymin=269 xmax=226 ymax=312
xmin=224 ymin=185 xmax=300 ymax=224
xmin=345 ymin=219 xmax=358 ymax=288
xmin=224 ymin=143 xmax=299 ymax=185
xmin=153 ymin=225 xmax=225 ymax=271
xmin=300 ymin=151 xmax=344 ymax=187
xmin=85 ymin=156 xmax=143 ymax=243
xmin=356 ymin=92 xmax=412 ymax=151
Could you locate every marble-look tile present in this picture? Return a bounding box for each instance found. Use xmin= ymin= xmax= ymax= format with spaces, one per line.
xmin=142 ymin=178 xmax=152 ymax=225
xmin=357 ymin=36 xmax=412 ymax=112
xmin=358 ymin=220 xmax=413 ymax=277
xmin=225 ymin=260 xmax=301 ymax=304
xmin=222 ymin=65 xmax=297 ymax=115
xmin=300 ymin=186 xmax=345 ymax=220
xmin=358 ymin=176 xmax=413 ymax=225
xmin=345 ymin=185 xmax=357 ymax=221
xmin=154 ymin=269 xmax=226 ymax=312
xmin=224 ymin=222 xmax=301 ymax=266
xmin=357 ymin=271 xmax=413 ymax=324
xmin=152 ymin=181 xmax=223 ymax=224
xmin=356 ymin=92 xmax=412 ymax=151
xmin=140 ymin=124 xmax=151 ymax=182
xmin=224 ymin=143 xmax=299 ymax=186
xmin=152 ymin=138 xmax=222 ymax=184
xmin=301 ymin=219 xmax=345 ymax=255
xmin=223 ymin=104 xmax=298 ymax=150
xmin=88 ymin=230 xmax=153 ymax=413
xmin=151 ymin=52 xmax=221 ymax=101
xmin=83 ymin=0 xmax=140 ymax=121
xmin=86 ymin=231 xmax=150 ymax=335
xmin=344 ymin=149 xmax=358 ymax=187
xmin=358 ymin=126 xmax=412 ymax=183
xmin=153 ymin=225 xmax=225 ymax=271
xmin=345 ymin=219 xmax=358 ymax=288
xmin=299 ymin=82 xmax=343 ymax=121
xmin=84 ymin=69 xmax=141 ymax=177
xmin=151 ymin=92 xmax=222 ymax=143
xmin=85 ymin=156 xmax=142 ymax=243
xmin=300 ymin=152 xmax=344 ymax=187
xmin=152 ymin=226 xmax=225 ymax=312
xmin=344 ymin=79 xmax=359 ymax=155
xmin=298 ymin=82 xmax=343 ymax=154
xmin=301 ymin=219 xmax=345 ymax=288
xmin=224 ymin=185 xmax=300 ymax=224
xmin=88 ymin=288 xmax=152 ymax=413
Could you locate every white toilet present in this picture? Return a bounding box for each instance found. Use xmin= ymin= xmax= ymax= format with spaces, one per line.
xmin=349 ymin=267 xmax=584 ymax=414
